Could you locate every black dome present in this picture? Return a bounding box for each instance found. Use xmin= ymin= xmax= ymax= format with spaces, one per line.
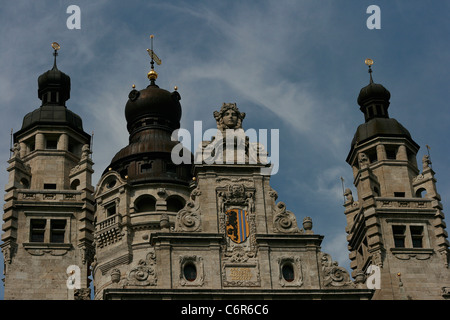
xmin=38 ymin=65 xmax=71 ymax=103
xmin=357 ymin=81 xmax=390 ymax=107
xmin=351 ymin=117 xmax=412 ymax=148
xmin=125 ymin=84 xmax=181 ymax=134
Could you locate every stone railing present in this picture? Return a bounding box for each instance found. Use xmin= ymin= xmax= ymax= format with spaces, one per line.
xmin=96 ymin=213 xmax=122 ymax=232
xmin=18 ymin=190 xmax=81 ymax=202
xmin=375 ymin=198 xmax=431 ymax=210
xmin=95 ymin=214 xmax=123 ymax=248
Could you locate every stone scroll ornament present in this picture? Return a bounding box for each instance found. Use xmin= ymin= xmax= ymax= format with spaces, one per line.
xmin=126 ymin=249 xmax=157 ymax=286
xmin=273 ymin=201 xmax=300 ymax=233
xmin=320 ymin=252 xmax=354 ymax=287
xmin=174 ymin=187 xmax=202 ymax=232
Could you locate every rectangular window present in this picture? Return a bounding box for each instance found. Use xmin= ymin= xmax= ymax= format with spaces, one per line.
xmin=44 ymin=183 xmax=57 ymax=190
xmin=140 ymin=162 xmax=152 ymax=173
xmin=392 ymin=225 xmax=406 ymax=248
xmin=46 ymin=139 xmax=58 ymax=150
xmin=386 ymin=147 xmax=397 ymax=160
xmin=106 ymin=203 xmax=117 ymax=216
xmin=50 ymin=219 xmax=66 ymax=243
xmin=30 ymin=219 xmax=46 ymax=242
xmin=394 ymin=192 xmax=405 ymax=198
xmin=410 ymin=226 xmax=424 ymax=248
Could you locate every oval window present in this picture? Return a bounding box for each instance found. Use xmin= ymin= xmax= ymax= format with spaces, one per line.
xmin=183 ymin=263 xmax=197 ymax=282
xmin=282 ymin=263 xmax=294 ymax=282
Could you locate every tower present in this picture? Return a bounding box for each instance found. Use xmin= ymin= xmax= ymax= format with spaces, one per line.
xmin=344 ymin=60 xmax=450 ymax=299
xmin=1 ymin=43 xmax=94 ymax=300
xmin=92 ymin=37 xmax=193 ymax=299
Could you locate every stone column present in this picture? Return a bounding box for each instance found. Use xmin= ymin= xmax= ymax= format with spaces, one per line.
xmin=397 ymin=145 xmax=408 ymax=161
xmin=35 ymin=133 xmax=45 ymax=150
xmin=376 ymin=144 xmax=386 ymax=161
xmin=58 ymin=133 xmax=69 ymax=151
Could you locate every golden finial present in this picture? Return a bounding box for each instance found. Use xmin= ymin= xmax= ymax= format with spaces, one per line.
xmin=132 ymin=84 xmax=136 ymax=89
xmin=51 ymin=42 xmax=61 ymax=51
xmin=365 ymin=58 xmax=374 ymax=83
xmin=51 ymin=42 xmax=61 ymax=68
xmin=174 ymin=86 xmax=178 ymax=91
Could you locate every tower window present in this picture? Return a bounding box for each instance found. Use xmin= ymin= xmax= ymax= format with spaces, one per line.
xmin=410 ymin=226 xmax=424 ymax=248
xmin=134 ymin=195 xmax=156 ymax=212
xmin=44 ymin=183 xmax=57 ymax=190
xmin=140 ymin=162 xmax=152 ymax=173
xmin=50 ymin=219 xmax=66 ymax=243
xmin=30 ymin=219 xmax=46 ymax=242
xmin=394 ymin=192 xmax=405 ymax=198
xmin=386 ymin=147 xmax=397 ymax=160
xmin=392 ymin=225 xmax=406 ymax=248
xmin=105 ymin=202 xmax=117 ymax=216
xmin=46 ymin=139 xmax=58 ymax=150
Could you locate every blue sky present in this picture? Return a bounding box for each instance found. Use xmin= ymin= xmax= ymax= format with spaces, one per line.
xmin=1 ymin=1 xmax=449 ymax=299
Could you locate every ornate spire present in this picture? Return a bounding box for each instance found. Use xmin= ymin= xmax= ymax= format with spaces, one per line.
xmin=146 ymin=35 xmax=162 ymax=86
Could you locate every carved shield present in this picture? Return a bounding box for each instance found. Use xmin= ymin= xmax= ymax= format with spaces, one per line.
xmin=225 ymin=209 xmax=249 ymax=244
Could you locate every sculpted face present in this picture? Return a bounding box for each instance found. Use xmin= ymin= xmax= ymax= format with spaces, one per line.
xmin=222 ymin=110 xmax=238 ymax=128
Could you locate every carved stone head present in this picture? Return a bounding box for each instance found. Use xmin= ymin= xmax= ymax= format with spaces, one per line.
xmin=213 ymin=103 xmax=246 ymax=130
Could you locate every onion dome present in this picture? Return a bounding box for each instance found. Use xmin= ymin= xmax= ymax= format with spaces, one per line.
xmin=125 ymin=82 xmax=182 ymax=135
xmin=350 ymin=59 xmax=415 ymax=149
xmin=104 ymin=36 xmax=192 ymax=185
xmin=16 ymin=42 xmax=87 ymax=136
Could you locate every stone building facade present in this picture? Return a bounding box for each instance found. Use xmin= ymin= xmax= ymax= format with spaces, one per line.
xmin=1 ymin=45 xmax=449 ymax=300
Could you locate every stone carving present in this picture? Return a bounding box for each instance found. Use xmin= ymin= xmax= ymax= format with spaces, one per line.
xmin=197 ymin=103 xmax=267 ymax=165
xmin=393 ymin=251 xmax=432 ymax=261
xmin=126 ymin=250 xmax=157 ymax=286
xmin=222 ymin=262 xmax=261 ymax=287
xmin=320 ymin=252 xmax=353 ymax=287
xmin=110 ymin=268 xmax=121 ymax=283
xmin=344 ymin=188 xmax=354 ymax=204
xmin=174 ymin=187 xmax=202 ymax=232
xmin=74 ymin=288 xmax=91 ymax=300
xmin=217 ymin=184 xmax=257 ymax=259
xmin=213 ymin=102 xmax=246 ymax=131
xmin=81 ymin=144 xmax=92 ymax=161
xmin=422 ymin=154 xmax=432 ymax=170
xmin=79 ymin=245 xmax=95 ymax=265
xmin=302 ymin=217 xmax=313 ymax=233
xmin=358 ymin=152 xmax=369 ymax=168
xmin=224 ymin=246 xmax=256 ymax=263
xmin=11 ymin=143 xmax=20 ymax=159
xmin=273 ymin=202 xmax=300 ymax=233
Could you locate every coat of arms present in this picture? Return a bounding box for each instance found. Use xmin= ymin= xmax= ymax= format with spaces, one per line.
xmin=225 ymin=209 xmax=249 ymax=244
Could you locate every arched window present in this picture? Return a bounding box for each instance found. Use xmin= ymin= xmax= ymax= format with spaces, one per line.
xmin=166 ymin=195 xmax=185 ymax=213
xmin=415 ymin=188 xmax=427 ymax=198
xmin=20 ymin=178 xmax=30 ymax=189
xmin=135 ymin=195 xmax=156 ymax=212
xmin=70 ymin=179 xmax=80 ymax=190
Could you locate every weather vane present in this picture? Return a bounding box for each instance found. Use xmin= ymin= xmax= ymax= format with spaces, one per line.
xmin=51 ymin=41 xmax=60 ymax=68
xmin=146 ymin=35 xmax=161 ymax=84
xmin=365 ymin=58 xmax=374 ymax=83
